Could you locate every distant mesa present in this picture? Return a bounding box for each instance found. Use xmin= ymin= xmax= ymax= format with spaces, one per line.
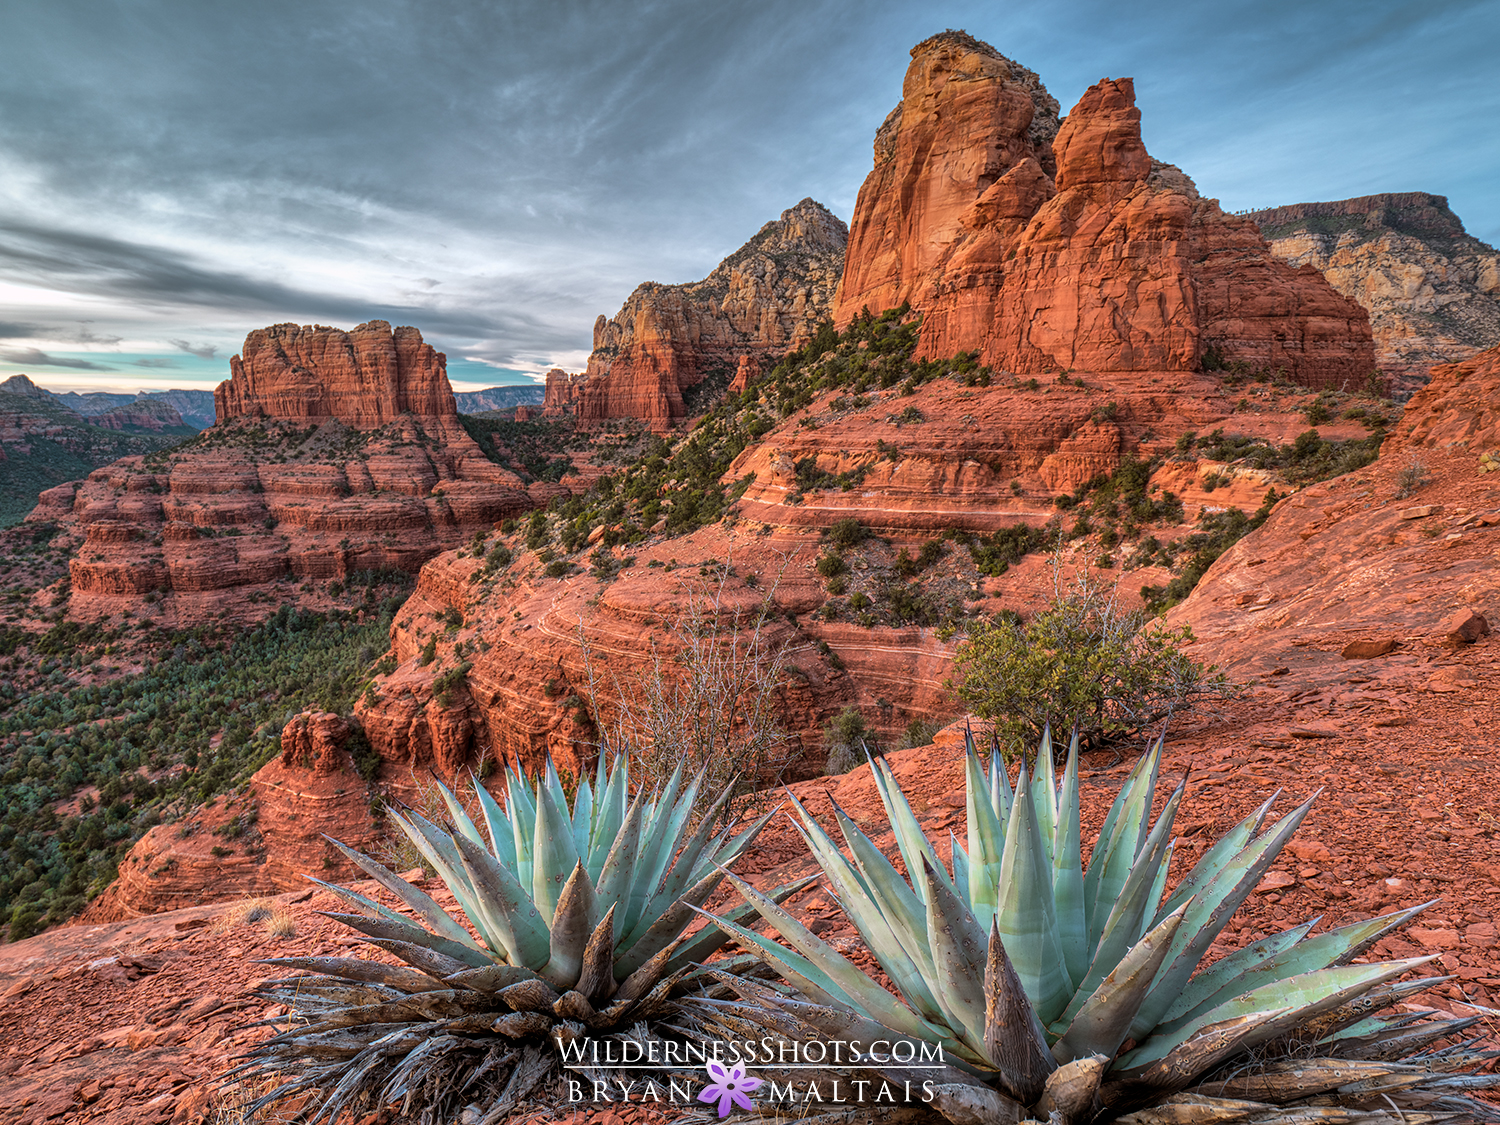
xmin=833 ymin=31 xmax=1376 ymax=389
xmin=214 ymin=320 xmax=457 ymax=427
xmin=1246 ymin=193 xmax=1500 ymax=388
xmin=572 ymin=197 xmax=848 ymax=430
xmin=452 ymin=384 xmax=545 ymax=414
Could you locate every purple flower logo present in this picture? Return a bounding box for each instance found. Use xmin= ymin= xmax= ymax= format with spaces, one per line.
xmin=698 ymin=1059 xmax=761 ymax=1117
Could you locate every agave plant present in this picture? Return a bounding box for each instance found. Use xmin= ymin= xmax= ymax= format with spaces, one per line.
xmin=698 ymin=730 xmax=1500 ymax=1124
xmin=233 ymin=754 xmax=810 ymax=1124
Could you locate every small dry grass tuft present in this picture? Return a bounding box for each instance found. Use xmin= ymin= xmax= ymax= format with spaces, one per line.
xmin=209 ymin=1076 xmax=303 ymax=1124
xmin=213 ymin=897 xmax=297 ymax=938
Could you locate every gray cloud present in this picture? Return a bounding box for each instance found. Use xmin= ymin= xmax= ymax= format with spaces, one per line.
xmin=132 ymin=357 xmax=179 ymax=368
xmin=168 ymin=340 xmax=217 ymax=359
xmin=0 ymin=0 xmax=1493 ymax=375
xmin=0 ymin=347 xmax=115 ymax=370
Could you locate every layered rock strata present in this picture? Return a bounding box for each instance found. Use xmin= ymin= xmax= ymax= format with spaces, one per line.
xmin=214 ymin=321 xmax=456 ymax=426
xmin=578 ymin=198 xmax=847 ymax=429
xmin=834 ymin=32 xmax=1376 ymax=389
xmin=1247 ymin=193 xmax=1500 ymax=385
xmin=35 ymin=323 xmax=533 ymax=622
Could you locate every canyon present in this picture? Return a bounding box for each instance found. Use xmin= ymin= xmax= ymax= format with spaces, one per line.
xmin=2 ymin=26 xmax=1498 ymax=1124
xmin=5 ymin=25 xmax=1489 ymax=1007
xmin=1248 ymin=193 xmax=1500 ymax=390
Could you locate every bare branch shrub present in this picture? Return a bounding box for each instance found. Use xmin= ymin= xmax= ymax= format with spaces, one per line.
xmin=579 ymin=553 xmax=801 ymax=799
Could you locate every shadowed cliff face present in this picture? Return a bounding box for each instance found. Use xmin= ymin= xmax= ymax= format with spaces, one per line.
xmin=1248 ymin=193 xmax=1500 ymax=387
xmin=214 ymin=320 xmax=457 ymax=427
xmin=834 ymin=33 xmax=1378 ymax=390
xmin=578 ymin=198 xmax=848 ymax=430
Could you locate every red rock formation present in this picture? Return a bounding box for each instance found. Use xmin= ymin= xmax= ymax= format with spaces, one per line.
xmin=1388 ymin=342 xmax=1500 ymax=453
xmin=834 ymin=33 xmax=1376 ymax=389
xmin=35 ymin=320 xmax=539 ymax=621
xmin=280 ymin=711 xmax=351 ymax=773
xmin=542 ymin=367 xmax=584 ymax=417
xmin=728 ymin=353 xmax=760 ymax=396
xmin=80 ymin=736 xmax=383 ymax=923
xmin=513 ymin=404 xmax=534 ymax=422
xmin=214 ymin=321 xmax=456 ymax=426
xmin=580 ymin=198 xmax=847 ymax=430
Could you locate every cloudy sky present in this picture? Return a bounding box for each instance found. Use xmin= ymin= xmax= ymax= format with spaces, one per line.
xmin=2 ymin=0 xmax=1495 ymax=393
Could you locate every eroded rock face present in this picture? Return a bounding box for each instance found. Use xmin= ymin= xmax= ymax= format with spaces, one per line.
xmin=39 ymin=322 xmax=535 ymax=622
xmin=1390 ymin=342 xmax=1500 ymax=453
xmin=1248 ymin=194 xmax=1500 ymax=387
xmin=214 ymin=321 xmax=456 ymax=427
xmin=834 ymin=34 xmax=1376 ymax=388
xmin=280 ymin=711 xmax=351 ymax=773
xmin=80 ymin=745 xmax=381 ymax=923
xmin=542 ymin=368 xmax=584 ymax=417
xmin=579 ymin=198 xmax=847 ymax=429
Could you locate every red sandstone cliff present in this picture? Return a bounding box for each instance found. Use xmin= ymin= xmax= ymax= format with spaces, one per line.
xmin=578 ymin=198 xmax=847 ymax=429
xmin=214 ymin=321 xmax=456 ymax=426
xmin=35 ymin=322 xmax=534 ymax=623
xmin=834 ymin=33 xmax=1377 ymax=389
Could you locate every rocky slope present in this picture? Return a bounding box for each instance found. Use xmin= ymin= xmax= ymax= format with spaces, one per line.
xmin=7 ymin=706 xmax=1499 ymax=1122
xmin=835 ymin=32 xmax=1377 ymax=389
xmin=1248 ymin=193 xmax=1500 ymax=388
xmin=1166 ymin=342 xmax=1500 ymax=682
xmin=575 ymin=198 xmax=847 ymax=429
xmin=79 ymin=713 xmax=384 ymax=923
xmin=31 ymin=322 xmax=534 ymax=624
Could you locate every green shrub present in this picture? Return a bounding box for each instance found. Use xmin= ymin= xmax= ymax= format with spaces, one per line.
xmin=826 ymin=518 xmax=869 ymax=550
xmin=953 ymin=564 xmax=1233 ymax=752
xmin=417 ymin=637 xmax=437 ymax=667
xmin=816 ymin=552 xmax=847 ymax=578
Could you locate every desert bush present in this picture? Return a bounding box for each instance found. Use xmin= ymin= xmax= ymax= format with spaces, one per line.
xmin=1395 ymin=456 xmax=1431 ymax=498
xmin=582 ymin=559 xmax=800 ymax=799
xmin=954 ymin=558 xmax=1233 ymax=752
xmin=826 ymin=517 xmax=869 ymax=549
xmin=822 ymin=706 xmax=876 ymax=775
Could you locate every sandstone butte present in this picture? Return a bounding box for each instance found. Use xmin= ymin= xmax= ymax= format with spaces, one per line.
xmin=58 ymin=35 xmax=1462 ymax=927
xmin=337 ymin=32 xmax=1400 ymax=796
xmin=834 ymin=31 xmax=1377 ymax=389
xmin=566 ymin=197 xmax=848 ymax=430
xmin=27 ymin=321 xmax=533 ymax=627
xmin=1247 ymin=193 xmax=1500 ymax=388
